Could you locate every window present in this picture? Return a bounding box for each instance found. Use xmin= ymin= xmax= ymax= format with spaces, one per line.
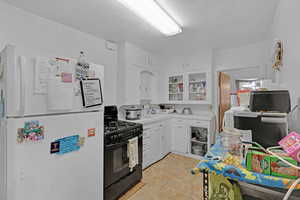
xmin=236 ymin=79 xmax=262 ymax=91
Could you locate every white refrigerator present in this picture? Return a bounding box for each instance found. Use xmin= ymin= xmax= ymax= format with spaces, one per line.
xmin=0 ymin=45 xmax=104 ymax=200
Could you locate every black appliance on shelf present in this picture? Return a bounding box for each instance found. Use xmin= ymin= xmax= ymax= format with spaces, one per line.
xmin=249 ymin=90 xmax=291 ymax=113
xmin=104 ymin=106 xmax=143 ymax=200
xmin=234 ymin=90 xmax=291 ymax=148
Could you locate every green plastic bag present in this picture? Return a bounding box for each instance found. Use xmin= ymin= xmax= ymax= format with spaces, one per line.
xmin=209 ymin=173 xmax=243 ymax=200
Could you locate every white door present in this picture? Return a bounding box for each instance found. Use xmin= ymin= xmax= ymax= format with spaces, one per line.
xmin=2 ymin=45 xmax=104 ymax=117
xmin=6 ymin=111 xmax=103 ymax=200
xmin=172 ymin=124 xmax=188 ymax=154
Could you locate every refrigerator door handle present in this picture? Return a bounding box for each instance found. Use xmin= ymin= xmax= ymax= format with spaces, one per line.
xmin=18 ymin=56 xmax=26 ymax=116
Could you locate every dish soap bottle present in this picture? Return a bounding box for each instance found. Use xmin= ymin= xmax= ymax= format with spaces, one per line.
xmin=76 ymin=51 xmax=89 ymax=80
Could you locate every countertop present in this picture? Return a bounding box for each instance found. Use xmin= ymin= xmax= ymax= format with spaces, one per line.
xmin=122 ymin=112 xmax=215 ymax=125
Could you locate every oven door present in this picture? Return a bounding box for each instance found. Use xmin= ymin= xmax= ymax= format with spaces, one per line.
xmin=104 ymin=135 xmax=143 ymax=189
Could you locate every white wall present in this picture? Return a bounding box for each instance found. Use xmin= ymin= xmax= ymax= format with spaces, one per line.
xmin=270 ymin=0 xmax=300 ymax=132
xmin=163 ymin=50 xmax=213 ymax=72
xmin=213 ymin=40 xmax=270 ymax=70
xmin=271 ymin=0 xmax=300 ymax=106
xmin=0 ymin=1 xmax=118 ymax=105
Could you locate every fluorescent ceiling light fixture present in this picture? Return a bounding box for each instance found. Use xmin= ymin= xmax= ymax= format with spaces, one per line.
xmin=117 ymin=0 xmax=182 ymax=36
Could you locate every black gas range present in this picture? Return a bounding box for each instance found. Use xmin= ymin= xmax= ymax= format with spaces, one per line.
xmin=104 ymin=106 xmax=143 ymax=200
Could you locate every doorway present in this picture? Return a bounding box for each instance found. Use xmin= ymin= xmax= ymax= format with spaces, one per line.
xmin=217 ymin=66 xmax=266 ymax=132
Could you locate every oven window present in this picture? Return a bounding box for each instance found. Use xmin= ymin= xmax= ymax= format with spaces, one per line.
xmin=113 ymin=145 xmax=129 ymax=173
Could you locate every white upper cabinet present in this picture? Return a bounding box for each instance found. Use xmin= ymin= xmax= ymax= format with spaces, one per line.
xmin=186 ymin=71 xmax=210 ymax=104
xmin=125 ymin=65 xmax=141 ymax=105
xmin=140 ymin=71 xmax=153 ymax=100
xmin=118 ymin=42 xmax=160 ymax=105
xmin=166 ymin=70 xmax=211 ymax=104
xmin=125 ymin=42 xmax=154 ymax=68
xmin=168 ymin=74 xmax=184 ymax=102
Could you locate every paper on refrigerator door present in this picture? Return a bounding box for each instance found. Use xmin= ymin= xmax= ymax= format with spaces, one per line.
xmin=34 ymin=57 xmax=51 ymax=94
xmin=35 ymin=57 xmax=75 ymax=94
xmin=47 ymin=77 xmax=73 ymax=111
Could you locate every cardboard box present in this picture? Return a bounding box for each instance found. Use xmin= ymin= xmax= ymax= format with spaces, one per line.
xmin=246 ymin=147 xmax=300 ymax=179
xmin=246 ymin=148 xmax=270 ymax=175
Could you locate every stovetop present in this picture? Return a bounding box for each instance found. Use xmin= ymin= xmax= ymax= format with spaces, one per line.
xmin=104 ymin=120 xmax=142 ymax=135
xmin=104 ymin=120 xmax=143 ymax=145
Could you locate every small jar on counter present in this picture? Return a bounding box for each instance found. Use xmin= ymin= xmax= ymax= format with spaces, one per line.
xmin=220 ymin=128 xmax=242 ymax=158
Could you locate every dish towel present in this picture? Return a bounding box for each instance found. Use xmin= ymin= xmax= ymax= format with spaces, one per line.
xmin=128 ymin=137 xmax=139 ymax=172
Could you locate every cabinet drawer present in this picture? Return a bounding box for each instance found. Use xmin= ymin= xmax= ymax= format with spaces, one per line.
xmin=173 ymin=119 xmax=186 ymax=124
xmin=143 ymin=142 xmax=150 ymax=149
xmin=143 ymin=129 xmax=152 ymax=138
xmin=189 ymin=120 xmax=209 ymax=127
xmin=143 ymin=136 xmax=151 ymax=143
xmin=143 ymin=149 xmax=150 ymax=156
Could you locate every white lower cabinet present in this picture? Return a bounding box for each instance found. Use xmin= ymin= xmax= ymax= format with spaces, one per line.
xmin=170 ymin=118 xmax=215 ymax=159
xmin=142 ymin=126 xmax=152 ymax=169
xmin=142 ymin=120 xmax=171 ymax=169
xmin=151 ymin=125 xmax=162 ymax=162
xmin=142 ymin=116 xmax=215 ymax=169
xmin=160 ymin=121 xmax=171 ymax=158
xmin=171 ymin=119 xmax=188 ymax=154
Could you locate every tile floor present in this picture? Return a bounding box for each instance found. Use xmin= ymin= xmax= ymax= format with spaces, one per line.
xmin=120 ymin=153 xmax=203 ymax=200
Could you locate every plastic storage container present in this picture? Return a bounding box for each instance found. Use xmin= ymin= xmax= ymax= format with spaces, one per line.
xmin=220 ymin=128 xmax=242 ymax=157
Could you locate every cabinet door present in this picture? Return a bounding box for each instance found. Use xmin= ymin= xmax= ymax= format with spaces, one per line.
xmin=150 ymin=126 xmax=162 ymax=163
xmin=189 ymin=125 xmax=209 ymax=157
xmin=125 ymin=66 xmax=141 ymax=104
xmin=168 ymin=75 xmax=184 ymax=102
xmin=171 ymin=124 xmax=188 ymax=154
xmin=140 ymin=71 xmax=153 ymax=100
xmin=161 ymin=121 xmax=171 ymax=157
xmin=143 ymin=127 xmax=152 ymax=169
xmin=186 ymin=71 xmax=211 ymax=104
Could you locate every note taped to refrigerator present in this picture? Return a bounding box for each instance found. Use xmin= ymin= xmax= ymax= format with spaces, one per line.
xmin=80 ymin=79 xmax=103 ymax=108
xmin=34 ymin=57 xmax=51 ymax=94
xmin=47 ymin=77 xmax=73 ymax=110
xmin=51 ymin=135 xmax=80 ymax=155
xmin=35 ymin=57 xmax=75 ymax=95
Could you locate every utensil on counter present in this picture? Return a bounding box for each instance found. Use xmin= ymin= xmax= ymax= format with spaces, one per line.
xmin=182 ymin=107 xmax=192 ymax=115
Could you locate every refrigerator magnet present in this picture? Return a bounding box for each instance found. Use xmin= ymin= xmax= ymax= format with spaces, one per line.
xmin=78 ymin=137 xmax=85 ymax=147
xmin=50 ymin=141 xmax=60 ymax=154
xmin=17 ymin=128 xmax=25 ymax=144
xmin=61 ymin=72 xmax=73 ymax=83
xmin=18 ymin=120 xmax=45 ymax=144
xmin=80 ymin=79 xmax=103 ymax=108
xmin=88 ymin=128 xmax=96 ymax=137
xmin=54 ymin=135 xmax=80 ymax=155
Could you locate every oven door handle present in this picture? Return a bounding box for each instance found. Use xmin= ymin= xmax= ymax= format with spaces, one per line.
xmin=105 ymin=141 xmax=128 ymax=150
